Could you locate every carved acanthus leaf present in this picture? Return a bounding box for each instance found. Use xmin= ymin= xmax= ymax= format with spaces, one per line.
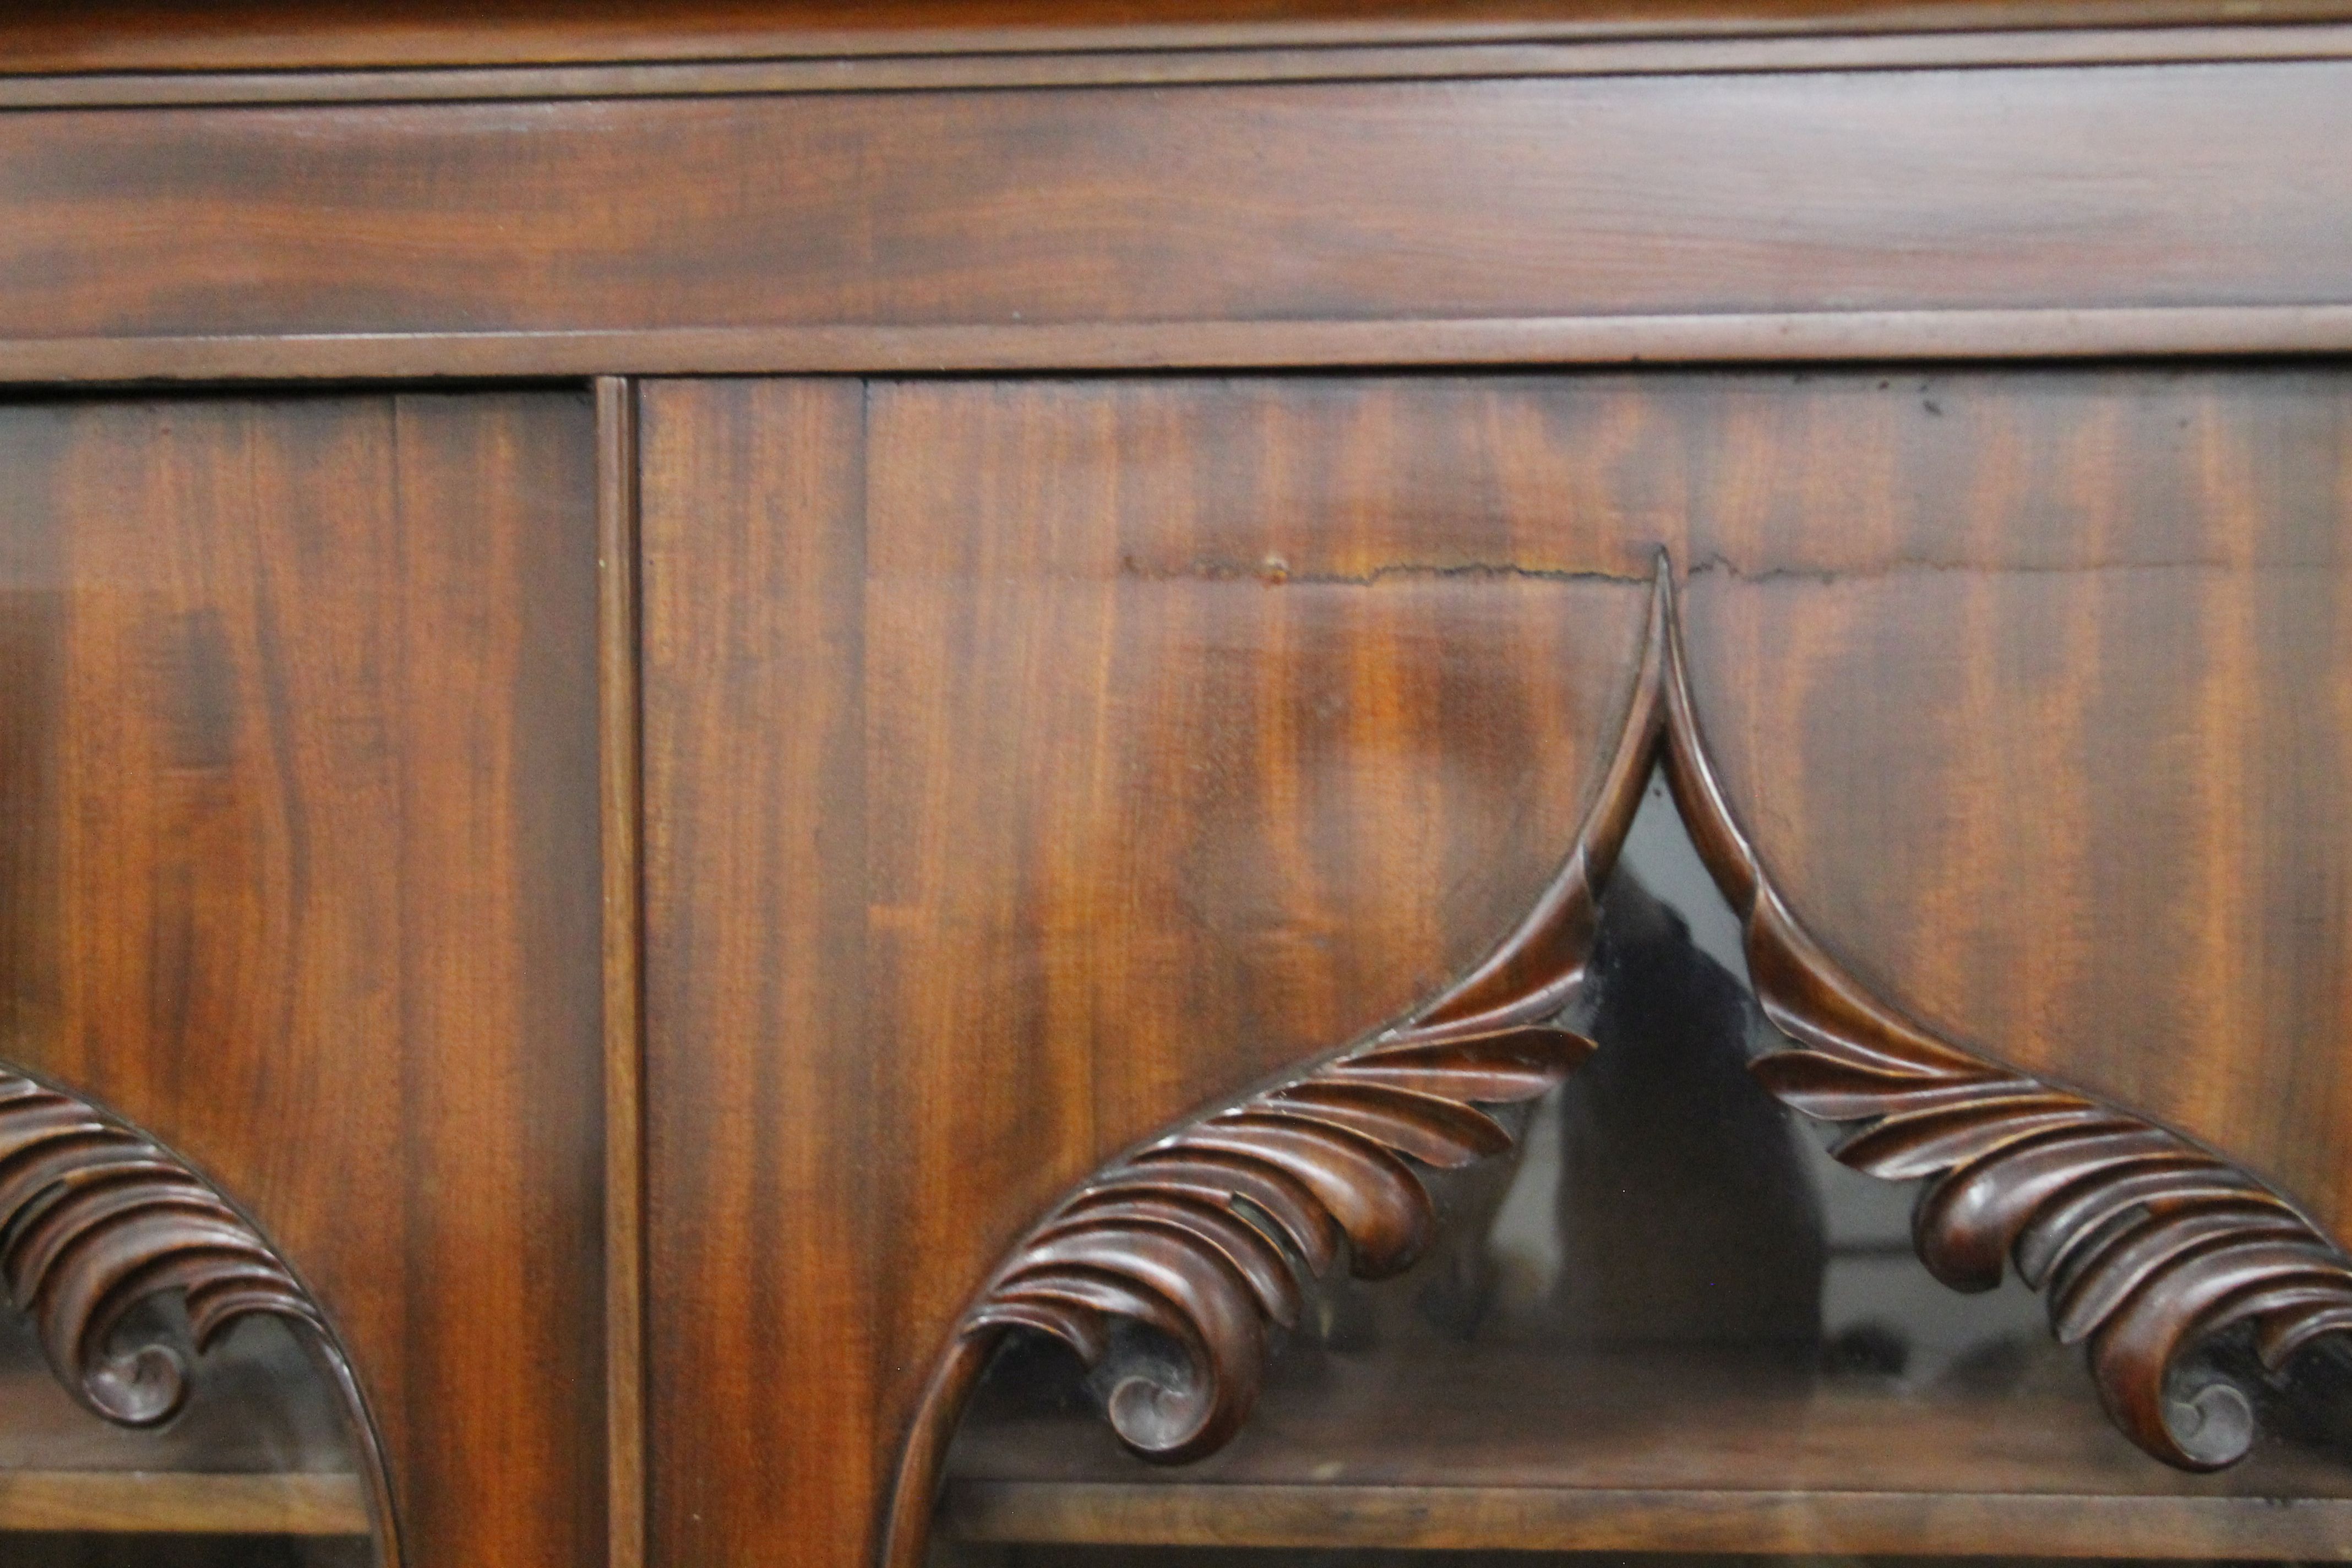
xmin=966 ymin=1017 xmax=1590 ymax=1462
xmin=885 ymin=554 xmax=2352 ymax=1568
xmin=0 ymin=1066 xmax=344 ymax=1426
xmin=1649 ymin=563 xmax=2352 ymax=1473
xmin=0 ymin=1065 xmax=399 ymax=1542
xmin=948 ymin=582 xmax=1673 ymax=1466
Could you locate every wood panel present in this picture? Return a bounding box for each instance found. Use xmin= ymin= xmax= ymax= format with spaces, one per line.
xmin=644 ymin=366 xmax=2352 ymax=1563
xmin=639 ymin=377 xmax=1641 ymax=1567
xmin=1661 ymin=365 xmax=2352 ymax=1246
xmin=0 ymin=391 xmax=606 ymax=1566
xmin=4 ymin=64 xmax=2352 ymax=352
xmin=8 ymin=0 xmax=2351 ymax=74
xmin=640 ymin=380 xmax=878 ymax=1568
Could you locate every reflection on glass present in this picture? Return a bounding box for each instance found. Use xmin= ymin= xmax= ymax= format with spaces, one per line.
xmin=939 ymin=770 xmax=2352 ymax=1566
xmin=0 ymin=1297 xmax=378 ymax=1566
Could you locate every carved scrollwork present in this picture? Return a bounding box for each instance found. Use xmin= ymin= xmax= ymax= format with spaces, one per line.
xmin=936 ymin=579 xmax=1674 ymax=1468
xmin=0 ymin=1061 xmax=397 ymax=1551
xmin=878 ymin=588 xmax=1673 ymax=1558
xmin=884 ymin=553 xmax=2352 ymax=1565
xmin=965 ymin=1021 xmax=1591 ymax=1463
xmin=0 ymin=1068 xmax=327 ymax=1425
xmin=1646 ymin=562 xmax=2352 ymax=1473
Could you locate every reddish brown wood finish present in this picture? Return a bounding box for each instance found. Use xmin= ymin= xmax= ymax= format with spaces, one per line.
xmin=895 ymin=556 xmax=2352 ymax=1562
xmin=639 ymin=376 xmax=1636 ymax=1568
xmin=0 ymin=1064 xmax=394 ymax=1548
xmin=6 ymin=0 xmax=2349 ymax=74
xmin=598 ymin=376 xmax=649 ymax=1568
xmin=13 ymin=25 xmax=2352 ymax=112
xmin=0 ymin=392 xmax=607 ymax=1568
xmin=2 ymin=64 xmax=2350 ymax=356
xmin=1659 ymin=367 xmax=2352 ymax=1244
xmin=641 ymin=367 xmax=2352 ymax=1566
xmin=639 ymin=379 xmax=879 ymax=1568
xmin=1657 ymin=564 xmax=2352 ymax=1474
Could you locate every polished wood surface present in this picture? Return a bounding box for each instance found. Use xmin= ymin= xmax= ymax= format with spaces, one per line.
xmin=1660 ymin=367 xmax=2352 ymax=1245
xmin=0 ymin=393 xmax=607 ymax=1567
xmin=597 ymin=377 xmax=648 ymax=1568
xmin=0 ymin=1065 xmax=396 ymax=1549
xmin=14 ymin=24 xmax=2352 ymax=110
xmin=0 ymin=8 xmax=2344 ymax=1561
xmin=639 ymin=376 xmax=1635 ymax=1567
xmin=643 ymin=367 xmax=2352 ymax=1564
xmin=0 ymin=1472 xmax=369 ymax=1536
xmin=639 ymin=379 xmax=877 ymax=1568
xmin=901 ymin=554 xmax=2352 ymax=1566
xmin=8 ymin=0 xmax=2351 ymax=73
xmin=3 ymin=64 xmax=2349 ymax=364
xmin=1661 ymin=559 xmax=2352 ymax=1475
xmin=0 ymin=1284 xmax=370 ymax=1537
xmin=14 ymin=308 xmax=2352 ymax=388
xmin=952 ymin=1487 xmax=2352 ymax=1559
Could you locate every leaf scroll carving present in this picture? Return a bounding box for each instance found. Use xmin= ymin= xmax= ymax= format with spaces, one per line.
xmin=0 ymin=1061 xmax=398 ymax=1551
xmin=877 ymin=592 xmax=1672 ymax=1561
xmin=1648 ymin=563 xmax=2352 ymax=1474
xmin=949 ymin=594 xmax=1675 ymax=1467
xmin=0 ymin=1067 xmax=326 ymax=1425
xmin=884 ymin=554 xmax=2352 ymax=1568
xmin=965 ymin=1020 xmax=1589 ymax=1464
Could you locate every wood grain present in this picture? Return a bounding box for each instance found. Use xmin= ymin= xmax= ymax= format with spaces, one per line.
xmin=0 ymin=393 xmax=606 ymax=1568
xmin=598 ymin=377 xmax=647 ymax=1568
xmin=13 ymin=25 xmax=2352 ymax=110
xmin=7 ymin=0 xmax=2352 ymax=74
xmin=639 ymin=376 xmax=1642 ymax=1567
xmin=903 ymin=556 xmax=2352 ymax=1566
xmin=640 ymin=380 xmax=878 ymax=1568
xmin=12 ymin=307 xmax=2352 ymax=388
xmin=1654 ymin=556 xmax=2352 ymax=1474
xmin=0 ymin=1472 xmax=369 ymax=1536
xmin=3 ymin=66 xmax=2350 ymax=351
xmin=1654 ymin=367 xmax=2352 ymax=1249
xmin=644 ymin=366 xmax=2352 ymax=1562
xmin=946 ymin=1483 xmax=2352 ymax=1559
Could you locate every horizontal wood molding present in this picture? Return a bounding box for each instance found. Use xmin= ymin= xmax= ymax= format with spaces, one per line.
xmin=6 ymin=24 xmax=2352 ymax=108
xmin=7 ymin=308 xmax=2352 ymax=386
xmin=0 ymin=1472 xmax=372 ymax=1537
xmin=7 ymin=1 xmax=2352 ymax=75
xmin=943 ymin=1480 xmax=2352 ymax=1558
xmin=3 ymin=62 xmax=2351 ymax=382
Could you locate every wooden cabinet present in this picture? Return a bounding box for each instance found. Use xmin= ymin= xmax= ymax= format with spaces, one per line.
xmin=2 ymin=7 xmax=2351 ymax=1566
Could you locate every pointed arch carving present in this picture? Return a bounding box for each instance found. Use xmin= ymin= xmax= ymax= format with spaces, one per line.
xmin=0 ymin=1060 xmax=400 ymax=1559
xmin=881 ymin=554 xmax=2352 ymax=1565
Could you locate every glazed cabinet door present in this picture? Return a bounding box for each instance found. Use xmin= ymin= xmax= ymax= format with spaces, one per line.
xmin=641 ymin=369 xmax=2352 ymax=1568
xmin=0 ymin=391 xmax=608 ymax=1568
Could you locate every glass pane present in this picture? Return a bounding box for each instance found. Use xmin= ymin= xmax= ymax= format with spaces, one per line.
xmin=938 ymin=770 xmax=2352 ymax=1564
xmin=0 ymin=1298 xmax=380 ymax=1565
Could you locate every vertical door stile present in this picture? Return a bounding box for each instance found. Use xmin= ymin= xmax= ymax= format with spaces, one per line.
xmin=598 ymin=375 xmax=649 ymax=1568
